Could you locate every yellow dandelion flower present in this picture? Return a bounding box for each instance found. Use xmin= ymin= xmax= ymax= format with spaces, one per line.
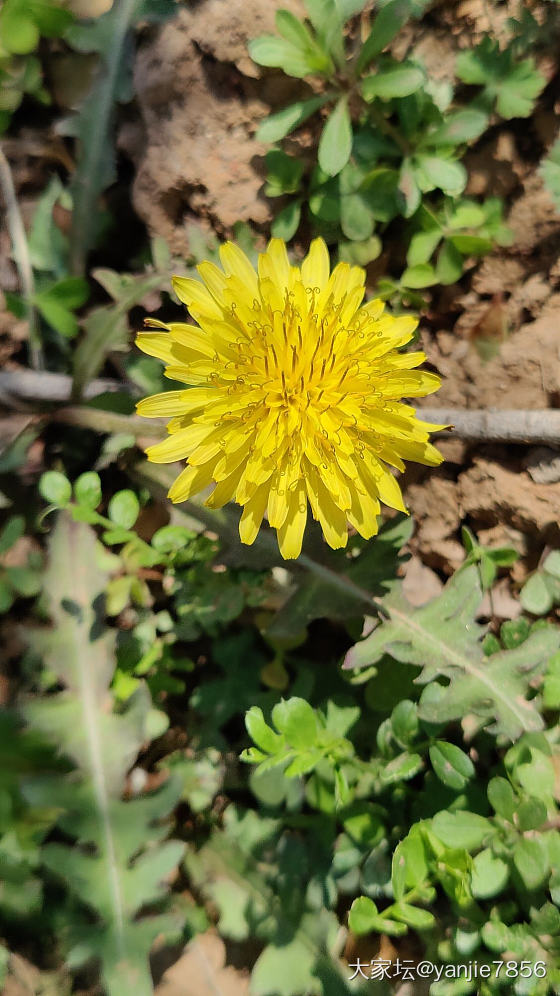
xmin=136 ymin=237 xmax=443 ymax=560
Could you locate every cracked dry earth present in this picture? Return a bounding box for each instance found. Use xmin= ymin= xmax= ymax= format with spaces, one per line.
xmin=124 ymin=0 xmax=560 ymax=593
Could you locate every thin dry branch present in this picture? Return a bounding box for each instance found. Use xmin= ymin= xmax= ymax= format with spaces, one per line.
xmin=419 ymin=408 xmax=560 ymax=445
xmin=1 ymin=371 xmax=560 ymax=446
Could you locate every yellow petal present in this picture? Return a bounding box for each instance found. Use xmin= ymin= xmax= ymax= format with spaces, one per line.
xmin=277 ymin=481 xmax=307 ymax=560
xmin=347 ymin=486 xmax=380 ymax=540
xmin=145 ymin=424 xmax=211 ymax=464
xmin=258 ymin=238 xmax=291 ymax=289
xmin=171 ymin=276 xmax=223 ymax=318
xmin=197 ymin=260 xmax=228 ymax=301
xmin=239 ymin=483 xmax=269 ymax=546
xmin=205 ymin=462 xmax=245 ymax=509
xmin=136 ymin=388 xmax=214 ymax=418
xmin=305 ymin=468 xmax=348 ymax=550
xmin=219 ymin=242 xmax=259 ymax=295
xmin=267 ymin=469 xmax=289 ymax=529
xmin=301 ymin=238 xmax=330 ymax=291
xmin=168 ymin=460 xmax=216 ymax=502
xmin=135 ymin=332 xmax=175 ymax=363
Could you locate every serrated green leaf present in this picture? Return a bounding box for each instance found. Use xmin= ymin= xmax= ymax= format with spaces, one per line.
xmin=456 ymin=38 xmax=545 ymax=120
xmin=345 ymin=566 xmax=559 ymax=740
xmin=23 ymin=514 xmax=184 ymax=995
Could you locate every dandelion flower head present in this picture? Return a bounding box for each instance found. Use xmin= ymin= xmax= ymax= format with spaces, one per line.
xmin=136 ymin=238 xmax=443 ymax=559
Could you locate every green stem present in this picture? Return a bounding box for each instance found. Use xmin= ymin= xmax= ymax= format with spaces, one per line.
xmin=0 ymin=145 xmax=43 ymax=369
xmin=368 ymin=103 xmax=409 ymax=156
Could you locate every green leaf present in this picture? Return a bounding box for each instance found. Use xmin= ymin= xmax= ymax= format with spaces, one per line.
xmin=448 ymin=233 xmax=493 ymax=255
xmin=276 ymin=9 xmax=317 ymax=49
xmin=348 ymin=895 xmax=378 ymax=933
xmin=271 ymin=200 xmax=302 ymax=240
xmin=338 ymin=235 xmax=382 ymax=265
xmin=423 ymin=108 xmax=488 ymax=147
xmin=391 ymin=902 xmax=435 ymax=929
xmin=400 ymin=263 xmax=436 ymax=288
xmin=362 ymin=61 xmax=424 ymax=100
xmin=543 ymin=653 xmax=560 ymax=709
xmin=398 ymin=158 xmax=421 ymax=216
xmin=108 ymin=490 xmax=139 ymax=529
xmin=343 ymin=804 xmax=384 ymax=848
xmin=256 ymin=95 xmax=328 ymax=143
xmin=407 ymin=227 xmax=442 ymax=266
xmin=249 ymin=35 xmax=327 ymax=78
xmin=513 ymin=837 xmax=550 ymax=891
xmin=415 ymin=156 xmax=467 ymax=196
xmin=391 ymin=699 xmax=418 ymax=747
xmin=456 ymin=38 xmax=545 ymax=120
xmin=265 ymin=150 xmax=304 ymax=196
xmin=345 ymin=565 xmax=559 ymax=740
xmin=487 ymin=777 xmax=516 ymax=821
xmin=544 ymin=550 xmax=560 ymax=578
xmin=68 ymin=0 xmax=174 ymax=275
xmin=267 ymin=507 xmax=411 ymax=641
xmin=340 ymin=192 xmax=376 ymax=241
xmin=24 ymin=514 xmax=184 ymax=995
xmin=470 ymin=849 xmax=509 ymax=899
xmin=436 ymin=240 xmax=463 ymax=284
xmin=429 ymin=741 xmax=475 ymax=790
xmin=304 ymin=0 xmax=337 ymax=35
xmin=521 ymin=571 xmax=556 ymax=615
xmin=381 ymin=752 xmax=423 ymax=784
xmin=272 ymin=697 xmax=319 ymax=749
xmin=318 ymin=97 xmax=352 ymax=177
xmin=34 ymin=277 xmax=89 ymax=338
xmin=72 ymin=265 xmax=167 ymax=397
xmin=74 ymin=472 xmax=102 ymax=510
xmin=515 ymin=747 xmax=556 ymax=801
xmin=39 ymin=470 xmax=72 ymax=508
xmin=541 ymin=138 xmax=560 ymax=213
xmin=431 ymin=810 xmax=493 ymax=851
xmin=245 ymin=707 xmax=284 ymax=755
xmin=356 ymin=0 xmax=412 ymax=74
xmin=0 ymin=4 xmax=39 ymax=54
xmin=0 ymin=515 xmax=25 ymax=555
